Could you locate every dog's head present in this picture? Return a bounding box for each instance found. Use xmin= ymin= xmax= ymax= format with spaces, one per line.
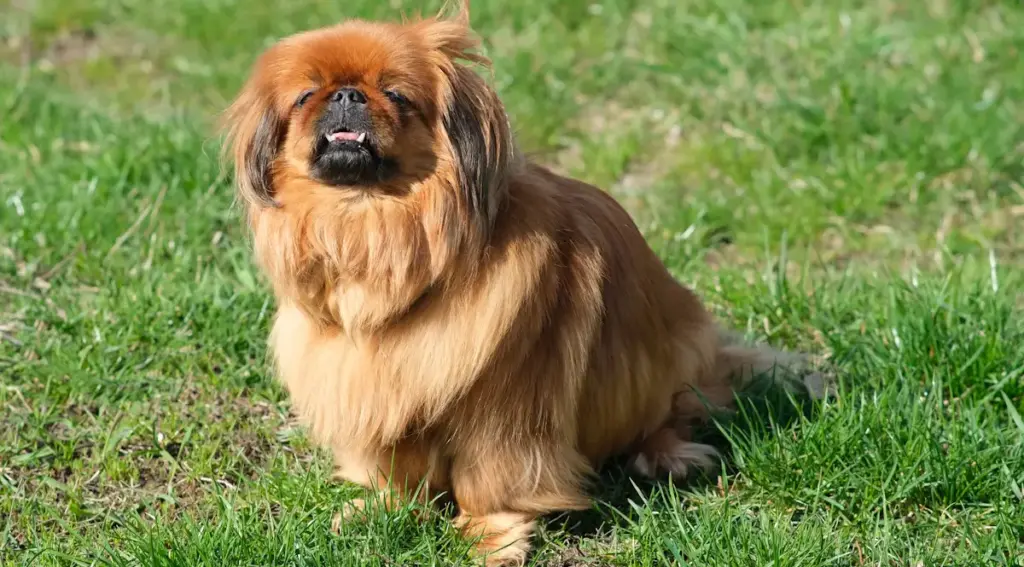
xmin=222 ymin=4 xmax=514 ymax=236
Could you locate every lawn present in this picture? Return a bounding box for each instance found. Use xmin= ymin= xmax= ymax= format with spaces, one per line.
xmin=2 ymin=0 xmax=1023 ymax=565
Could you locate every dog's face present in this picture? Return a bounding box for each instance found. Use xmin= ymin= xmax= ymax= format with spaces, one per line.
xmin=270 ymin=22 xmax=444 ymax=189
xmin=231 ymin=21 xmax=446 ymax=193
xmin=223 ymin=13 xmax=514 ymax=236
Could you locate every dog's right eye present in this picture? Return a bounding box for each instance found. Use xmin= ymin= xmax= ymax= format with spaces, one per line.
xmin=383 ymin=90 xmax=410 ymax=107
xmin=295 ymin=90 xmax=315 ymax=108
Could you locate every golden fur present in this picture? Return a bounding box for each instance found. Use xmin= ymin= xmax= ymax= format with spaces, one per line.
xmin=221 ymin=4 xmax=807 ymax=565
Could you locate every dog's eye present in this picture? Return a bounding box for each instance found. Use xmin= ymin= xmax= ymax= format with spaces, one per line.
xmin=295 ymin=89 xmax=315 ymax=108
xmin=383 ymin=90 xmax=409 ymax=107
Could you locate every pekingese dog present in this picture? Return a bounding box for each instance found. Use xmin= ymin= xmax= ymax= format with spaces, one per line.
xmin=222 ymin=3 xmax=811 ymax=565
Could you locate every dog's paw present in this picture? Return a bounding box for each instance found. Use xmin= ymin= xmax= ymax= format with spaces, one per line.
xmin=455 ymin=512 xmax=534 ymax=567
xmin=330 ymin=497 xmax=370 ymax=533
xmin=629 ymin=441 xmax=719 ymax=478
xmin=629 ymin=427 xmax=720 ymax=478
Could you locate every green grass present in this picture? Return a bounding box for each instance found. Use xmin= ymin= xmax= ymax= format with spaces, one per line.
xmin=2 ymin=0 xmax=1023 ymax=565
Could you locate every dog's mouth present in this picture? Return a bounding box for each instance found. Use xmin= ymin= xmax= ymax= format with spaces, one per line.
xmin=313 ymin=124 xmax=377 ymax=159
xmin=316 ymin=123 xmax=378 ymax=156
xmin=311 ymin=125 xmax=396 ymax=187
xmin=325 ymin=128 xmax=368 ymax=146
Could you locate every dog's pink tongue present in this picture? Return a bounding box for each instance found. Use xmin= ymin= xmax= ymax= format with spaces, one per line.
xmin=327 ymin=131 xmax=361 ymax=142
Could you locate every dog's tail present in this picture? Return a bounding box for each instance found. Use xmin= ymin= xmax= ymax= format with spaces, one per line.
xmin=630 ymin=328 xmax=827 ymax=479
xmin=631 ymin=328 xmax=818 ymax=478
xmin=675 ymin=329 xmax=818 ymax=419
xmin=712 ymin=329 xmax=809 ymax=390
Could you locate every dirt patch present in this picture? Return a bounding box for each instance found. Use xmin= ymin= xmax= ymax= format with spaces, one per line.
xmin=1 ymin=22 xmax=152 ymax=69
xmin=39 ymin=28 xmax=102 ymax=66
xmin=0 ymin=20 xmax=185 ymax=114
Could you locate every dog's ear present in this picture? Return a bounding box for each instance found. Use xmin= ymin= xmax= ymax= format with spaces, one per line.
xmin=422 ymin=11 xmax=515 ymax=239
xmin=442 ymin=65 xmax=513 ymax=238
xmin=221 ymin=72 xmax=286 ymax=208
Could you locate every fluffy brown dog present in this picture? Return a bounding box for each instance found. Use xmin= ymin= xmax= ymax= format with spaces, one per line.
xmin=222 ymin=4 xmax=807 ymax=565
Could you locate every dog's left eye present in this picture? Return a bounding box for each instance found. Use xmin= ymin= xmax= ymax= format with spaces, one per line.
xmin=295 ymin=90 xmax=315 ymax=108
xmin=383 ymin=90 xmax=409 ymax=107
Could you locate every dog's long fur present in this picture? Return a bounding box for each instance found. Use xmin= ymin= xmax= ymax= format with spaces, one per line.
xmin=222 ymin=5 xmax=805 ymax=565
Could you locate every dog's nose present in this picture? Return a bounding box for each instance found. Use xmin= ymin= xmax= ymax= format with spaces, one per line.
xmin=331 ymin=87 xmax=367 ymax=106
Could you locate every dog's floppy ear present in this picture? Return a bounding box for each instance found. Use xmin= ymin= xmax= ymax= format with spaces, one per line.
xmin=424 ymin=9 xmax=516 ymax=239
xmin=221 ymin=71 xmax=286 ymax=208
xmin=443 ymin=66 xmax=513 ymax=238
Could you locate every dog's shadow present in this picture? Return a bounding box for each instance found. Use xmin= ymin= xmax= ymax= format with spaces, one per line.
xmin=543 ymin=372 xmax=828 ymax=545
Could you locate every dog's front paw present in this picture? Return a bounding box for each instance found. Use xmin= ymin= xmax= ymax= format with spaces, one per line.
xmin=455 ymin=512 xmax=534 ymax=567
xmin=331 ymin=498 xmax=369 ymax=533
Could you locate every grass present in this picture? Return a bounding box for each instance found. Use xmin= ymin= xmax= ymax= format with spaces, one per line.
xmin=2 ymin=0 xmax=1023 ymax=565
